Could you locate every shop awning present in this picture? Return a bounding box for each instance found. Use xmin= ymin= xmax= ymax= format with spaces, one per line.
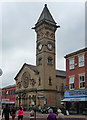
xmin=61 ymin=97 xmax=87 ymax=102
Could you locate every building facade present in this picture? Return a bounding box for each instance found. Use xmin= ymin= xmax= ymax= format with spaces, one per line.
xmin=2 ymin=84 xmax=16 ymax=108
xmin=15 ymin=4 xmax=66 ymax=109
xmin=62 ymin=47 xmax=87 ymax=114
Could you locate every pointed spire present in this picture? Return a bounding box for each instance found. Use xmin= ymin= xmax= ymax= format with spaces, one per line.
xmin=37 ymin=4 xmax=56 ymax=24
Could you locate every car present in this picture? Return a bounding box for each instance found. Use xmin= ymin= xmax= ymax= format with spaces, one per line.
xmin=41 ymin=106 xmax=57 ymax=114
xmin=41 ymin=107 xmax=48 ymax=114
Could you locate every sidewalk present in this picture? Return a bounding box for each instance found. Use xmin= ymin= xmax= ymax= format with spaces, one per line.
xmin=1 ymin=111 xmax=87 ymax=120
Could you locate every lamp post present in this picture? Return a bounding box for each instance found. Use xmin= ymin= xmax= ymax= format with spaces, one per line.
xmin=34 ymin=95 xmax=36 ymax=120
xmin=31 ymin=95 xmax=36 ymax=120
xmin=19 ymin=94 xmax=21 ymax=107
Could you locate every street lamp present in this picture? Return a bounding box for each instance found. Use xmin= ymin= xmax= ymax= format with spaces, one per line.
xmin=34 ymin=95 xmax=36 ymax=120
xmin=31 ymin=95 xmax=36 ymax=120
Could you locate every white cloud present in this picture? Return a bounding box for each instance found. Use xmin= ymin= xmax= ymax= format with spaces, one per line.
xmin=1 ymin=2 xmax=85 ymax=87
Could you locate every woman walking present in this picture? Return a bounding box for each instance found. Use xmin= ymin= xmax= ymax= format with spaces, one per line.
xmin=18 ymin=107 xmax=23 ymax=120
xmin=11 ymin=106 xmax=16 ymax=120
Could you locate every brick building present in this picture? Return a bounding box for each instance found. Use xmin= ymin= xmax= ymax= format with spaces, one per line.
xmin=62 ymin=47 xmax=87 ymax=114
xmin=2 ymin=84 xmax=16 ymax=108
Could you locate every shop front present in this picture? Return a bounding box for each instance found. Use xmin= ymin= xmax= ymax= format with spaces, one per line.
xmin=1 ymin=99 xmax=15 ymax=109
xmin=62 ymin=89 xmax=87 ymax=115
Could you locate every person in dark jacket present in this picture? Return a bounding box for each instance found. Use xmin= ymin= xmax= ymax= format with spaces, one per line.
xmin=2 ymin=104 xmax=11 ymax=120
xmin=47 ymin=109 xmax=57 ymax=120
xmin=11 ymin=105 xmax=16 ymax=120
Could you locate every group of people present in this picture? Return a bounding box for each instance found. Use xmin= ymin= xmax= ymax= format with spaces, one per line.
xmin=47 ymin=108 xmax=64 ymax=120
xmin=2 ymin=104 xmax=23 ymax=120
xmin=2 ymin=104 xmax=64 ymax=120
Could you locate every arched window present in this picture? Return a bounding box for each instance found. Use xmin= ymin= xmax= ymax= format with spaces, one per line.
xmin=49 ymin=77 xmax=52 ymax=85
xmin=39 ymin=77 xmax=41 ymax=86
xmin=48 ymin=57 xmax=53 ymax=65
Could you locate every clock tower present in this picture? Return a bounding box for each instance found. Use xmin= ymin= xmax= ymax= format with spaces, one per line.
xmin=15 ymin=4 xmax=65 ymax=108
xmin=33 ymin=4 xmax=60 ymax=91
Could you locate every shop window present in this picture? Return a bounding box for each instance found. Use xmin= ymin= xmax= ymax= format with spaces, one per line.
xmin=49 ymin=77 xmax=52 ymax=86
xmin=69 ymin=58 xmax=74 ymax=70
xmin=69 ymin=76 xmax=74 ymax=90
xmin=79 ymin=55 xmax=84 ymax=67
xmin=79 ymin=74 xmax=85 ymax=88
xmin=48 ymin=57 xmax=53 ymax=65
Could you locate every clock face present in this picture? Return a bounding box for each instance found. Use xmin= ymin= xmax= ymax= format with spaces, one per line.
xmin=38 ymin=43 xmax=42 ymax=51
xmin=22 ymin=72 xmax=30 ymax=88
xmin=47 ymin=43 xmax=53 ymax=50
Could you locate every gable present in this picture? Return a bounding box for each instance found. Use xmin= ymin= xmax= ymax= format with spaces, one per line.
xmin=14 ymin=63 xmax=38 ymax=80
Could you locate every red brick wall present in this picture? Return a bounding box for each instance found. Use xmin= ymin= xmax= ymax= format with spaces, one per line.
xmin=66 ymin=52 xmax=86 ymax=90
xmin=85 ymin=52 xmax=87 ymax=88
xmin=2 ymin=87 xmax=15 ymax=102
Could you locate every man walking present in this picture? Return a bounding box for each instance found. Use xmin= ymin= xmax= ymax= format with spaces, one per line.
xmin=2 ymin=104 xmax=11 ymax=120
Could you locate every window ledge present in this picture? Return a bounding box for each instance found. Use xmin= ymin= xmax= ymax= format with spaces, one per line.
xmin=69 ymin=89 xmax=74 ymax=90
xmin=79 ymin=87 xmax=85 ymax=89
xmin=79 ymin=65 xmax=85 ymax=68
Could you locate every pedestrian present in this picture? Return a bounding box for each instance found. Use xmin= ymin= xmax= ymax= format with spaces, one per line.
xmin=18 ymin=106 xmax=23 ymax=120
xmin=30 ymin=110 xmax=34 ymax=117
xmin=47 ymin=108 xmax=57 ymax=120
xmin=38 ymin=105 xmax=41 ymax=112
xmin=57 ymin=109 xmax=64 ymax=119
xmin=2 ymin=104 xmax=11 ymax=120
xmin=11 ymin=105 xmax=16 ymax=120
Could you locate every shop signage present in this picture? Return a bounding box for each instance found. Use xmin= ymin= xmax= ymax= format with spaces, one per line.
xmin=2 ymin=99 xmax=10 ymax=103
xmin=62 ymin=97 xmax=87 ymax=101
xmin=64 ymin=89 xmax=87 ymax=98
xmin=37 ymin=92 xmax=44 ymax=97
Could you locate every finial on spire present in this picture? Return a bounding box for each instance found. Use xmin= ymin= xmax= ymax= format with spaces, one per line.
xmin=45 ymin=4 xmax=47 ymax=7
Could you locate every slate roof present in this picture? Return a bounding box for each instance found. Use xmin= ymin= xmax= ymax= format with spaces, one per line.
xmin=26 ymin=64 xmax=66 ymax=78
xmin=37 ymin=4 xmax=56 ymax=24
xmin=15 ymin=63 xmax=66 ymax=80
xmin=65 ymin=47 xmax=87 ymax=58
xmin=2 ymin=84 xmax=16 ymax=89
xmin=26 ymin=64 xmax=36 ymax=72
xmin=56 ymin=70 xmax=66 ymax=77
